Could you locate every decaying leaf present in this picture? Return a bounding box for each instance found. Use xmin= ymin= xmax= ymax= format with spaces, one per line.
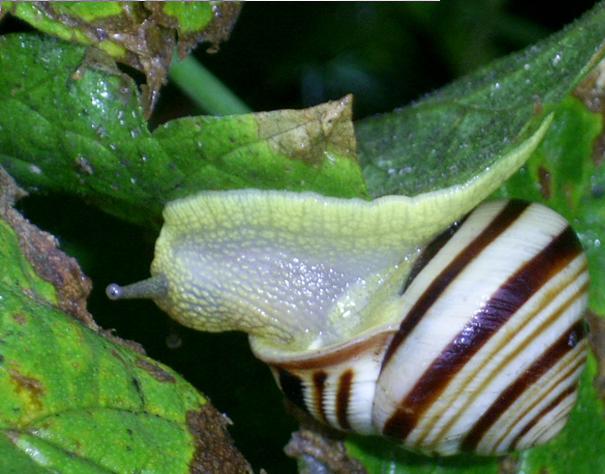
xmin=3 ymin=1 xmax=242 ymax=115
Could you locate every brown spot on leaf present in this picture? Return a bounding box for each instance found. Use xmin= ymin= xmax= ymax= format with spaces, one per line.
xmin=104 ymin=330 xmax=146 ymax=355
xmin=257 ymin=95 xmax=356 ymax=167
xmin=9 ymin=368 xmax=45 ymax=411
xmin=111 ymin=349 xmax=127 ymax=365
xmin=136 ymin=357 xmax=176 ymax=383
xmin=12 ymin=313 xmax=27 ymax=325
xmin=574 ymin=59 xmax=605 ymax=114
xmin=588 ymin=312 xmax=605 ymax=400
xmin=187 ymin=404 xmax=252 ymax=474
xmin=533 ymin=95 xmax=544 ymax=116
xmin=592 ymin=133 xmax=605 ymax=167
xmin=538 ymin=166 xmax=552 ymax=199
xmin=574 ymin=59 xmax=605 ymax=166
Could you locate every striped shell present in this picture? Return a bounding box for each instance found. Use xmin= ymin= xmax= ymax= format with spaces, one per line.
xmin=107 ymin=186 xmax=588 ymax=456
xmin=251 ymin=200 xmax=588 ymax=456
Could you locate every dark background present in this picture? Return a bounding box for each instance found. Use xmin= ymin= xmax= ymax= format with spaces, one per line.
xmin=2 ymin=2 xmax=600 ymax=472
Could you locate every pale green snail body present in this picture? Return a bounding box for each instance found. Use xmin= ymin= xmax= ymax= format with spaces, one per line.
xmin=107 ymin=187 xmax=588 ymax=456
xmin=106 ymin=100 xmax=583 ymax=457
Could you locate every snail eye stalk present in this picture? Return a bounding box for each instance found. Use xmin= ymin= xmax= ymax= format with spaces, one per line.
xmin=106 ymin=275 xmax=168 ymax=301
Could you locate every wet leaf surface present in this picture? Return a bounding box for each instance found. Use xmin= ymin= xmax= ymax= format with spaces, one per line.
xmin=0 ymin=170 xmax=250 ymax=473
xmin=0 ymin=34 xmax=366 ymax=227
xmin=3 ymin=1 xmax=241 ymax=114
xmin=357 ymin=3 xmax=605 ymax=199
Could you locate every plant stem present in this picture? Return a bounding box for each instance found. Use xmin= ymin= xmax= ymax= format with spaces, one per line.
xmin=169 ymin=55 xmax=251 ymax=115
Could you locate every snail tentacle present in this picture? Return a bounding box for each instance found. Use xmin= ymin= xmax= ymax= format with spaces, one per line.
xmin=105 ymin=275 xmax=168 ymax=301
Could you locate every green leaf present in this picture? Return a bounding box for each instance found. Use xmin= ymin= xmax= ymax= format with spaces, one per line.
xmin=0 ymin=176 xmax=250 ymax=472
xmin=496 ymin=96 xmax=605 ymax=313
xmin=0 ymin=34 xmax=366 ymax=226
xmin=3 ymin=2 xmax=241 ymax=113
xmin=357 ymin=2 xmax=605 ymax=199
xmin=159 ymin=2 xmax=214 ymax=34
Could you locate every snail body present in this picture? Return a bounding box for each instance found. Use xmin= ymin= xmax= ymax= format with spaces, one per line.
xmin=108 ymin=188 xmax=588 ymax=456
xmin=251 ymin=199 xmax=588 ymax=455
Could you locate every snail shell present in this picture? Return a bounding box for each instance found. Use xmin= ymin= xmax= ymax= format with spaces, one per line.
xmin=107 ymin=190 xmax=588 ymax=456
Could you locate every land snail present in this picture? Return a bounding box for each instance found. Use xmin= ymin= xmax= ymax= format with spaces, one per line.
xmin=106 ymin=121 xmax=588 ymax=456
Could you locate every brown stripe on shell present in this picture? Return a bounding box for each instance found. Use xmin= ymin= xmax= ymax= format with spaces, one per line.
xmin=420 ymin=275 xmax=588 ymax=447
xmin=512 ymin=387 xmax=576 ymax=449
xmin=277 ymin=368 xmax=309 ymax=414
xmin=313 ymin=371 xmax=328 ymax=422
xmin=336 ymin=369 xmax=354 ymax=430
xmin=491 ymin=341 xmax=587 ymax=450
xmin=382 ymin=200 xmax=530 ymax=368
xmin=460 ymin=320 xmax=586 ymax=452
xmin=383 ymin=226 xmax=583 ymax=440
xmin=267 ymin=332 xmax=392 ymax=371
xmin=401 ymin=215 xmax=468 ymax=294
xmin=508 ymin=360 xmax=583 ymax=450
xmin=514 ymin=390 xmax=577 ymax=449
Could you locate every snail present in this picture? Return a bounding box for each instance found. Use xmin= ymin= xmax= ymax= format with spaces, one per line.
xmin=106 ymin=116 xmax=588 ymax=455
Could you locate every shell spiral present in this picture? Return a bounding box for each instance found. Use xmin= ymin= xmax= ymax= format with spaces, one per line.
xmin=253 ymin=200 xmax=589 ymax=456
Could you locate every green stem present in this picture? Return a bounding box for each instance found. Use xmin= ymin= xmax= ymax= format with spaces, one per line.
xmin=169 ymin=55 xmax=251 ymax=115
